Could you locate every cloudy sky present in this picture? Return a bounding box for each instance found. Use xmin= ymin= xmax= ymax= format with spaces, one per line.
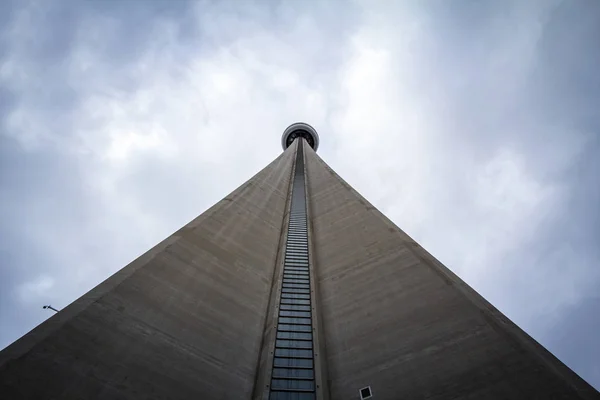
xmin=1 ymin=0 xmax=599 ymax=390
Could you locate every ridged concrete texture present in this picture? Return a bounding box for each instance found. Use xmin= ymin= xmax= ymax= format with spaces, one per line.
xmin=0 ymin=146 xmax=297 ymax=399
xmin=304 ymin=143 xmax=599 ymax=400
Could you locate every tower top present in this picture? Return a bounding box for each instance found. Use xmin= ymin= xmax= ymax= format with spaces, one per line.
xmin=281 ymin=122 xmax=319 ymax=152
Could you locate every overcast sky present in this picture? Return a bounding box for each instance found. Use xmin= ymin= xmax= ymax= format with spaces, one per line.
xmin=1 ymin=0 xmax=599 ymax=390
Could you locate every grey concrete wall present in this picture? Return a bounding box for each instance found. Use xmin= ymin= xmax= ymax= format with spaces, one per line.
xmin=304 ymin=146 xmax=600 ymax=400
xmin=0 ymin=147 xmax=296 ymax=399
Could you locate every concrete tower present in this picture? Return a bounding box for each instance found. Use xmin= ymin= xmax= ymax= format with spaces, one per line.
xmin=0 ymin=123 xmax=598 ymax=400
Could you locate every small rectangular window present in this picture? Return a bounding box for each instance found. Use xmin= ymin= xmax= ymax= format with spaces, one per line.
xmin=284 ymin=270 xmax=308 ymax=275
xmin=280 ymin=304 xmax=311 ymax=312
xmin=283 ymin=272 xmax=308 ymax=277
xmin=281 ymin=289 xmax=310 ymax=300
xmin=280 ymin=310 xmax=311 ymax=318
xmin=282 ymin=288 xmax=310 ymax=294
xmin=276 ymin=339 xmax=313 ymax=349
xmin=277 ymin=331 xmax=312 ymax=340
xmin=284 ymin=271 xmax=309 ymax=276
xmin=283 ymin=277 xmax=309 ymax=283
xmin=272 ymin=368 xmax=314 ymax=379
xmin=360 ymin=386 xmax=373 ymax=399
xmin=283 ymin=275 xmax=309 ymax=282
xmin=285 ymin=252 xmax=308 ymax=257
xmin=284 ymin=276 xmax=308 ymax=281
xmin=277 ymin=324 xmax=312 ymax=332
xmin=286 ymin=245 xmax=308 ymax=250
xmin=285 ymin=251 xmax=308 ymax=256
xmin=279 ymin=317 xmax=311 ymax=325
xmin=284 ymin=270 xmax=309 ymax=275
xmin=283 ymin=283 xmax=310 ymax=290
xmin=281 ymin=288 xmax=310 ymax=294
xmin=280 ymin=298 xmax=310 ymax=305
xmin=285 ymin=253 xmax=307 ymax=258
xmin=273 ymin=357 xmax=313 ymax=368
xmin=285 ymin=258 xmax=308 ymax=263
xmin=281 ymin=293 xmax=310 ymax=300
xmin=274 ymin=348 xmax=313 ymax=358
xmin=285 ymin=259 xmax=309 ymax=264
xmin=281 ymin=289 xmax=310 ymax=295
xmin=271 ymin=379 xmax=315 ymax=391
xmin=285 ymin=260 xmax=308 ymax=266
xmin=285 ymin=249 xmax=307 ymax=254
xmin=285 ymin=255 xmax=308 ymax=260
xmin=283 ymin=280 xmax=310 ymax=286
xmin=285 ymin=264 xmax=309 ymax=269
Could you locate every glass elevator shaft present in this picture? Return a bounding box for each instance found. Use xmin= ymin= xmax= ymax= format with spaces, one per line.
xmin=269 ymin=140 xmax=316 ymax=400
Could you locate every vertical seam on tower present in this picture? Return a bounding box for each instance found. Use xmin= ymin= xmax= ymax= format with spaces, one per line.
xmin=252 ymin=141 xmax=298 ymax=400
xmin=267 ymin=139 xmax=318 ymax=400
